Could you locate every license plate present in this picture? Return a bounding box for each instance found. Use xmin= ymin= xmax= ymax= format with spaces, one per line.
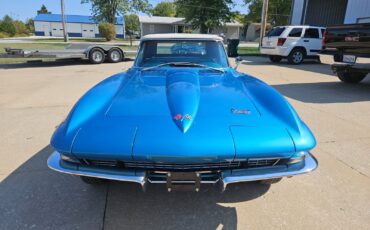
xmin=266 ymin=41 xmax=272 ymax=46
xmin=343 ymin=55 xmax=356 ymax=64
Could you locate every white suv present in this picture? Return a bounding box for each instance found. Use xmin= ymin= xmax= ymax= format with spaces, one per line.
xmin=260 ymin=25 xmax=326 ymax=64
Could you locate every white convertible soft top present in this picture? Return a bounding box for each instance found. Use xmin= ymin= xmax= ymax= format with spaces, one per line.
xmin=141 ymin=33 xmax=223 ymax=41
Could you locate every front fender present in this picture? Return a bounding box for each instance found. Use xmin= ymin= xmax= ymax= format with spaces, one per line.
xmin=240 ymin=75 xmax=316 ymax=152
xmin=50 ymin=73 xmax=128 ymax=153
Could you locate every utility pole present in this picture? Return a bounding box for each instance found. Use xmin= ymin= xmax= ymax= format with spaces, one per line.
xmin=61 ymin=0 xmax=68 ymax=42
xmin=259 ymin=0 xmax=269 ymax=48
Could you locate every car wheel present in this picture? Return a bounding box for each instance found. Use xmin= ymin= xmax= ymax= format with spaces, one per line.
xmin=80 ymin=176 xmax=107 ymax=185
xmin=259 ymin=178 xmax=282 ymax=184
xmin=89 ymin=48 xmax=105 ymax=64
xmin=288 ymin=48 xmax=305 ymax=65
xmin=107 ymin=48 xmax=123 ymax=63
xmin=337 ymin=71 xmax=367 ymax=83
xmin=269 ymin=55 xmax=282 ymax=63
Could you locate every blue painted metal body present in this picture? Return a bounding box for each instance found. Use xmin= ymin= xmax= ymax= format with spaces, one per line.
xmin=51 ymin=64 xmax=316 ymax=164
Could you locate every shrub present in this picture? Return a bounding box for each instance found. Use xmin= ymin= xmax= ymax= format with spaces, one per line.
xmin=0 ymin=32 xmax=9 ymax=38
xmin=98 ymin=23 xmax=116 ymax=41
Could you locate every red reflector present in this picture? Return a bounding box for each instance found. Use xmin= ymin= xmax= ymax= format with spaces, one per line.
xmin=277 ymin=38 xmax=286 ymax=46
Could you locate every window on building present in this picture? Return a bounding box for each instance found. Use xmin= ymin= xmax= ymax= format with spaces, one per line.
xmin=304 ymin=28 xmax=319 ymax=38
xmin=288 ymin=28 xmax=302 ymax=37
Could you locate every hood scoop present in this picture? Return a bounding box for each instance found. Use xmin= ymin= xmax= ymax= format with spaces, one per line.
xmin=166 ymin=70 xmax=200 ymax=133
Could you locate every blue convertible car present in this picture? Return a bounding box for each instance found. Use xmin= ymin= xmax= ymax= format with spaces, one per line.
xmin=48 ymin=34 xmax=317 ymax=192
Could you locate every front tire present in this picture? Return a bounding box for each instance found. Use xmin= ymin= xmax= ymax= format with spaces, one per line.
xmin=89 ymin=48 xmax=105 ymax=64
xmin=269 ymin=55 xmax=282 ymax=63
xmin=259 ymin=178 xmax=282 ymax=185
xmin=107 ymin=48 xmax=123 ymax=63
xmin=288 ymin=48 xmax=305 ymax=65
xmin=80 ymin=176 xmax=107 ymax=185
xmin=337 ymin=71 xmax=367 ymax=83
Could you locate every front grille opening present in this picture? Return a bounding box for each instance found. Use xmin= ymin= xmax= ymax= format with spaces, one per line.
xmin=246 ymin=158 xmax=280 ymax=167
xmin=79 ymin=157 xmax=287 ymax=171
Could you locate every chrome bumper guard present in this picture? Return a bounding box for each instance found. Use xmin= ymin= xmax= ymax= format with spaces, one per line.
xmin=47 ymin=151 xmax=318 ymax=192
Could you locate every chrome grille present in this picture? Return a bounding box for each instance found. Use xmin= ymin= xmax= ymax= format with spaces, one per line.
xmin=85 ymin=159 xmax=118 ymax=167
xmin=247 ymin=158 xmax=280 ymax=167
xmin=82 ymin=157 xmax=285 ymax=171
xmin=123 ymin=161 xmax=241 ymax=171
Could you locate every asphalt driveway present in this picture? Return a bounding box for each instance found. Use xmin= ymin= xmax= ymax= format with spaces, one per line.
xmin=0 ymin=57 xmax=369 ymax=229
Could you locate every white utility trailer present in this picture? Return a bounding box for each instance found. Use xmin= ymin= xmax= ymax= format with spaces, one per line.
xmin=0 ymin=44 xmax=137 ymax=64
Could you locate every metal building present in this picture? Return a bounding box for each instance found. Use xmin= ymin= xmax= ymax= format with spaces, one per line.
xmin=34 ymin=14 xmax=125 ymax=38
xmin=291 ymin=0 xmax=370 ymax=26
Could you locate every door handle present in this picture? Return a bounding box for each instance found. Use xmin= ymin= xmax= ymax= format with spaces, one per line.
xmin=304 ymin=40 xmax=309 ymax=42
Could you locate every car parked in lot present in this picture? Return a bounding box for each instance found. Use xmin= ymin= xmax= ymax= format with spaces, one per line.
xmin=260 ymin=25 xmax=326 ymax=64
xmin=48 ymin=34 xmax=317 ymax=192
xmin=319 ymin=23 xmax=370 ymax=83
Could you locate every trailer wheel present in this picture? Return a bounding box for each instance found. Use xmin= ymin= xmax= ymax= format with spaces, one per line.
xmin=89 ymin=48 xmax=105 ymax=64
xmin=337 ymin=71 xmax=367 ymax=83
xmin=107 ymin=48 xmax=123 ymax=63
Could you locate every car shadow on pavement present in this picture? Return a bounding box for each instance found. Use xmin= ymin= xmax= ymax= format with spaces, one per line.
xmin=0 ymin=58 xmax=134 ymax=70
xmin=272 ymin=80 xmax=370 ymax=103
xmin=0 ymin=145 xmax=270 ymax=230
xmin=0 ymin=59 xmax=91 ymax=69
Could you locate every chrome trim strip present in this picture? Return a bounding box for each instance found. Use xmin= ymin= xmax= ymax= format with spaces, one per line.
xmin=47 ymin=151 xmax=146 ymax=186
xmin=220 ymin=151 xmax=317 ymax=192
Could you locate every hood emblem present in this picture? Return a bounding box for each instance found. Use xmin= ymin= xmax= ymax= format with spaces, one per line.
xmin=231 ymin=108 xmax=251 ymax=115
xmin=174 ymin=114 xmax=192 ymax=121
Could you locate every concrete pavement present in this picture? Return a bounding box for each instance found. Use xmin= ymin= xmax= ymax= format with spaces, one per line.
xmin=0 ymin=57 xmax=369 ymax=229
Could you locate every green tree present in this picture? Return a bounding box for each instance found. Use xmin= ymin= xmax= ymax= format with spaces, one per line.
xmin=0 ymin=15 xmax=16 ymax=36
xmin=124 ymin=14 xmax=139 ymax=46
xmin=152 ymin=2 xmax=176 ymax=17
xmin=25 ymin=18 xmax=35 ymax=33
xmin=14 ymin=21 xmax=29 ymax=35
xmin=175 ymin=0 xmax=234 ymax=33
xmin=232 ymin=11 xmax=248 ymax=38
xmin=244 ymin=0 xmax=292 ymax=26
xmin=37 ymin=4 xmax=51 ymax=14
xmin=82 ymin=0 xmax=151 ymax=24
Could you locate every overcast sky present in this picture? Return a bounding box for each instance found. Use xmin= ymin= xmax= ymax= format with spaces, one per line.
xmin=0 ymin=0 xmax=249 ymax=21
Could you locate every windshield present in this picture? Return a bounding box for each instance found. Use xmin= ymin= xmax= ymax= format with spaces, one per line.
xmin=134 ymin=40 xmax=229 ymax=68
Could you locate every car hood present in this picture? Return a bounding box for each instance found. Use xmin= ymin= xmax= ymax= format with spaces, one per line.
xmin=51 ymin=68 xmax=315 ymax=163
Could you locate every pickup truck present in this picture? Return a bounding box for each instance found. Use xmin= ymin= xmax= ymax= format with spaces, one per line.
xmin=319 ymin=23 xmax=370 ymax=83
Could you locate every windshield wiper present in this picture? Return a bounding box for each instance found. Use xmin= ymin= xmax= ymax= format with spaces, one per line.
xmin=141 ymin=62 xmax=225 ymax=73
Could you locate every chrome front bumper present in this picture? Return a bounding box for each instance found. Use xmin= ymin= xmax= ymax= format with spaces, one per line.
xmin=47 ymin=151 xmax=318 ymax=191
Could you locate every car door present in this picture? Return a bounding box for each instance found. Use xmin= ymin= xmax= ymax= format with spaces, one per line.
xmin=285 ymin=27 xmax=303 ymax=50
xmin=302 ymin=28 xmax=321 ymax=55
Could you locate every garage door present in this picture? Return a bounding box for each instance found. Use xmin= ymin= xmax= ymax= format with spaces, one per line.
xmin=82 ymin=24 xmax=95 ymax=38
xmin=51 ymin=23 xmax=64 ymax=37
xmin=304 ymin=0 xmax=348 ymax=26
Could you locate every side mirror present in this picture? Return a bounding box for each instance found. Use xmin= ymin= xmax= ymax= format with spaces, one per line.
xmin=234 ymin=56 xmax=242 ymax=70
